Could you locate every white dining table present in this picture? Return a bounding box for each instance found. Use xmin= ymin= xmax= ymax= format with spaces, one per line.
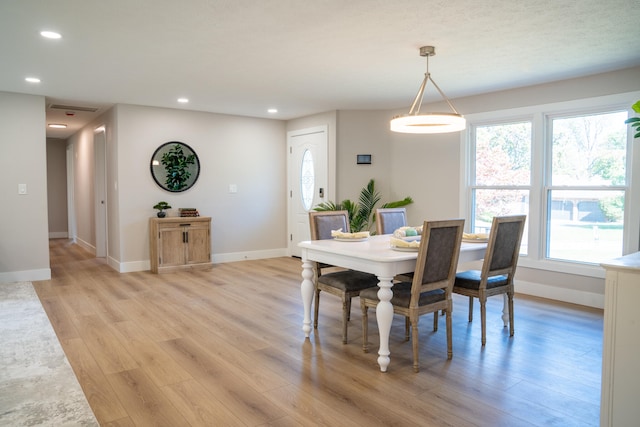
xmin=298 ymin=234 xmax=489 ymax=372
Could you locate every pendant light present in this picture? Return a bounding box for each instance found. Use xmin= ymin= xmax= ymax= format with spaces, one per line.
xmin=390 ymin=46 xmax=465 ymax=134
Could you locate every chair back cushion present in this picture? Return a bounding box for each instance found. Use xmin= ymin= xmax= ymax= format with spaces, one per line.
xmin=375 ymin=208 xmax=407 ymax=235
xmin=486 ymin=215 xmax=526 ymax=274
xmin=411 ymin=219 xmax=465 ymax=305
xmin=309 ymin=211 xmax=350 ymax=241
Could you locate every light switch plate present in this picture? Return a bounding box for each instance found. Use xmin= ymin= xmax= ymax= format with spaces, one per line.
xmin=18 ymin=184 xmax=27 ymax=195
xmin=229 ymin=184 xmax=237 ymax=193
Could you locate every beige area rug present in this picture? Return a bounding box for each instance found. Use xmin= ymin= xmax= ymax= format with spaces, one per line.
xmin=0 ymin=281 xmax=98 ymax=426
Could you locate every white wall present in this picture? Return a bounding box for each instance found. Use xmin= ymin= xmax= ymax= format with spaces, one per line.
xmin=113 ymin=105 xmax=287 ymax=271
xmin=66 ymin=126 xmax=96 ymax=253
xmin=0 ymin=92 xmax=50 ymax=282
xmin=335 ymin=110 xmax=394 ymax=207
xmin=46 ymin=138 xmax=68 ymax=238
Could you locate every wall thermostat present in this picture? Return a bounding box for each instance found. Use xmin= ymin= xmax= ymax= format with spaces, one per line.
xmin=357 ymin=154 xmax=372 ymax=164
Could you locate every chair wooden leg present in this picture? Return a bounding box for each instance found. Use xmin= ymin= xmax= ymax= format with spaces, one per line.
xmin=411 ymin=316 xmax=420 ymax=373
xmin=361 ymin=300 xmax=369 ymax=353
xmin=405 ymin=317 xmax=410 ymax=341
xmin=480 ymin=296 xmax=487 ymax=346
xmin=446 ymin=307 xmax=453 ymax=359
xmin=468 ymin=296 xmax=474 ymax=322
xmin=341 ymin=296 xmax=349 ymax=344
xmin=314 ymin=289 xmax=320 ymax=329
xmin=346 ymin=296 xmax=352 ymax=322
xmin=433 ymin=312 xmax=438 ymax=331
xmin=508 ymin=291 xmax=515 ymax=337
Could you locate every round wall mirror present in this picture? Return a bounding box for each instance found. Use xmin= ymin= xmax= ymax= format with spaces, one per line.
xmin=150 ymin=141 xmax=200 ymax=192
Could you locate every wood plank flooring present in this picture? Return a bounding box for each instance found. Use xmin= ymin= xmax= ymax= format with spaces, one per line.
xmin=34 ymin=238 xmax=603 ymax=426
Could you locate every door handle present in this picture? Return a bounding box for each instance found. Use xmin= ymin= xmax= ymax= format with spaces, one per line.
xmin=319 ymin=187 xmax=324 ymax=198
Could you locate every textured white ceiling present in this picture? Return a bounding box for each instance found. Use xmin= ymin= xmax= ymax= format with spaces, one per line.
xmin=1 ymin=0 xmax=639 ymax=138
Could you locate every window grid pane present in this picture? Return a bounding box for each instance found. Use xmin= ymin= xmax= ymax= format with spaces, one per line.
xmin=546 ymin=189 xmax=625 ymax=263
xmin=471 ymin=122 xmax=532 ymax=256
xmin=547 ymin=110 xmax=627 ymax=263
xmin=472 ymin=188 xmax=529 ymax=255
xmin=475 ymin=122 xmax=531 ymax=186
xmin=551 ymin=111 xmax=627 ymax=186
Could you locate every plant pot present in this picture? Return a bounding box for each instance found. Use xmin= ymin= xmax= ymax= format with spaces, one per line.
xmin=157 ymin=211 xmax=166 ymax=218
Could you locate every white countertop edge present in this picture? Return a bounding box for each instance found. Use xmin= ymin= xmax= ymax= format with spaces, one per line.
xmin=600 ymin=251 xmax=640 ymax=271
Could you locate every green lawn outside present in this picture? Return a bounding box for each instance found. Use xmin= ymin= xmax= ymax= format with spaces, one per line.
xmin=548 ymin=221 xmax=623 ymax=264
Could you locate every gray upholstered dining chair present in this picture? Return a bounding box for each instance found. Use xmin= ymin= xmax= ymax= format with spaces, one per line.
xmin=375 ymin=207 xmax=407 ymax=235
xmin=375 ymin=207 xmax=415 ymax=282
xmin=453 ymin=215 xmax=526 ymax=346
xmin=375 ymin=206 xmax=442 ymax=330
xmin=360 ymin=218 xmax=465 ymax=372
xmin=309 ymin=210 xmax=379 ymax=344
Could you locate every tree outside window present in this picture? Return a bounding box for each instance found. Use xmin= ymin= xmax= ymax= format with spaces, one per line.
xmin=547 ymin=111 xmax=627 ymax=263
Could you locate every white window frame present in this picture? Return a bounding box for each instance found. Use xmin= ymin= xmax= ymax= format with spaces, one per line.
xmin=460 ymin=92 xmax=640 ymax=279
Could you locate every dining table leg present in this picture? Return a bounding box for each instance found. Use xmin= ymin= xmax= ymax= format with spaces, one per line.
xmin=375 ymin=276 xmax=395 ymax=372
xmin=300 ymin=259 xmax=315 ymax=338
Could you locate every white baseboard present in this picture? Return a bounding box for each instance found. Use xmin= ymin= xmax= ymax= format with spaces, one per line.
xmin=516 ymin=279 xmax=604 ymax=309
xmin=212 ymin=248 xmax=288 ymax=264
xmin=117 ymin=260 xmax=150 ymax=273
xmin=48 ymin=231 xmax=69 ymax=239
xmin=103 ymin=249 xmax=288 ymax=273
xmin=0 ymin=268 xmax=51 ymax=282
xmin=75 ymin=238 xmax=96 ymax=256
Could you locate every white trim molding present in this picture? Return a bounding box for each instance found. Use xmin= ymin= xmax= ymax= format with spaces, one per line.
xmin=0 ymin=268 xmax=51 ymax=283
xmin=515 ymin=279 xmax=604 ymax=309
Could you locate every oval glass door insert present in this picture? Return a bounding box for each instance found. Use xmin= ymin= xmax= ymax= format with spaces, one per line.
xmin=300 ymin=149 xmax=315 ymax=210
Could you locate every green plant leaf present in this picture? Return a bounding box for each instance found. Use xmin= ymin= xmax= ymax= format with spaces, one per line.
xmin=161 ymin=144 xmax=196 ymax=190
xmin=311 ymin=179 xmax=413 ymax=233
xmin=632 ymin=100 xmax=640 ymax=113
xmin=341 ymin=199 xmax=359 ymax=230
xmin=381 ymin=197 xmax=414 ymax=208
xmin=625 ymin=117 xmax=640 ymax=124
xmin=353 ymin=179 xmax=381 ymax=232
xmin=153 ymin=201 xmax=171 ymax=210
xmin=313 ymin=201 xmax=339 ymax=211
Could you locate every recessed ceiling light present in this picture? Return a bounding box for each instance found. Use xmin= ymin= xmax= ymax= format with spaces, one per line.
xmin=25 ymin=77 xmax=41 ymax=83
xmin=40 ymin=30 xmax=62 ymax=39
xmin=48 ymin=124 xmax=67 ymax=129
xmin=267 ymin=108 xmax=278 ymax=114
xmin=177 ymin=98 xmax=189 ymax=103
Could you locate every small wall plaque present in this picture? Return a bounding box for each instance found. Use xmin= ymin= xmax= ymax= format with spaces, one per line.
xmin=357 ymin=154 xmax=372 ymax=165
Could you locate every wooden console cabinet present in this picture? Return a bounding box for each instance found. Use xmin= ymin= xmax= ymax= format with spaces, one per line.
xmin=149 ymin=217 xmax=212 ymax=273
xmin=600 ymin=251 xmax=640 ymax=426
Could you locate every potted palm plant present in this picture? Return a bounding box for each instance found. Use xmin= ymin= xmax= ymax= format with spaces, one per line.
xmin=313 ymin=179 xmax=413 ymax=233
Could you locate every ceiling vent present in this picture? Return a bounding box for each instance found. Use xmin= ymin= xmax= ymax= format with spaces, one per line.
xmin=48 ymin=104 xmax=100 ymax=113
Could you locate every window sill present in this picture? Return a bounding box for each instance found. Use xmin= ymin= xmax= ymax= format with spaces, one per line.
xmin=518 ymin=256 xmax=606 ymax=279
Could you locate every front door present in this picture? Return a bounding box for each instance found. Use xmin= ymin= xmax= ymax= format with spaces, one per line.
xmin=287 ymin=126 xmax=328 ymax=257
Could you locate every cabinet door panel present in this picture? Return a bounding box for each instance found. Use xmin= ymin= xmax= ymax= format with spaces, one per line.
xmin=159 ymin=228 xmax=186 ymax=266
xmin=186 ymin=226 xmax=210 ymax=264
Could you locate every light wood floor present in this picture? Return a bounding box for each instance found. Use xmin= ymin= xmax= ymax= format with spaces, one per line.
xmin=34 ymin=238 xmax=603 ymax=426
